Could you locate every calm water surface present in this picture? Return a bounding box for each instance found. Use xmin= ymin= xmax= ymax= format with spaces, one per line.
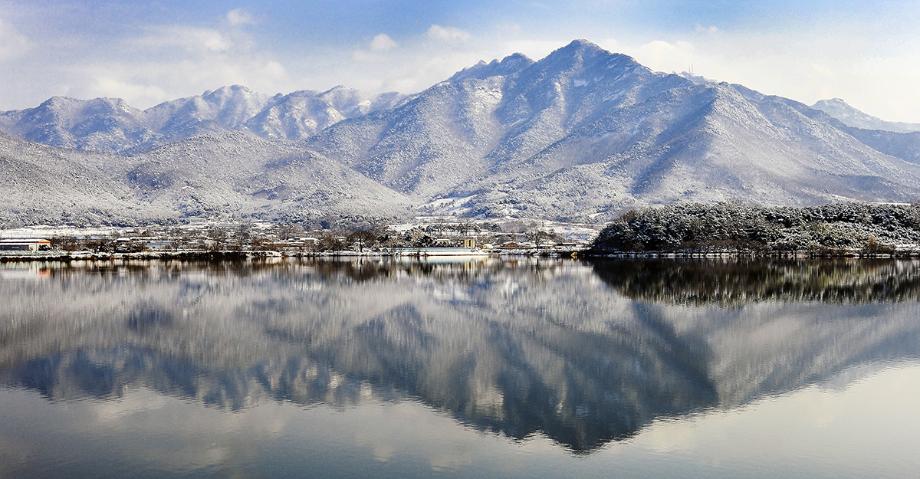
xmin=1 ymin=258 xmax=919 ymax=478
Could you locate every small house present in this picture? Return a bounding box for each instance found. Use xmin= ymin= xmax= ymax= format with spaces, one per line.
xmin=0 ymin=238 xmax=52 ymax=252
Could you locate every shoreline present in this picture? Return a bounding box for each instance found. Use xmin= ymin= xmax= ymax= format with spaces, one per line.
xmin=0 ymin=249 xmax=585 ymax=263
xmin=3 ymin=248 xmax=920 ymax=262
xmin=583 ymin=250 xmax=920 ymax=259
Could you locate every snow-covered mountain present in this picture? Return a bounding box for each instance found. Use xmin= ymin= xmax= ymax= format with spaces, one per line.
xmin=245 ymin=86 xmax=403 ymax=140
xmin=313 ymin=40 xmax=920 ymax=220
xmin=0 ymin=131 xmax=147 ymax=225
xmin=0 ymin=96 xmax=159 ymax=152
xmin=126 ymin=131 xmax=411 ymax=221
xmin=2 ymin=39 xmax=920 ymax=225
xmin=812 ymin=98 xmax=920 ymax=133
xmin=807 ymin=99 xmax=920 ymax=165
xmin=0 ymin=130 xmax=410 ymax=225
xmin=0 ymin=85 xmax=402 ymax=153
xmin=143 ymin=85 xmax=272 ymax=142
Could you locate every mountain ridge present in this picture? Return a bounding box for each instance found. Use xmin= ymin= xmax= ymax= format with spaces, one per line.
xmin=0 ymin=85 xmax=403 ymax=154
xmin=812 ymin=98 xmax=920 ymax=134
xmin=2 ymin=39 xmax=920 ymax=226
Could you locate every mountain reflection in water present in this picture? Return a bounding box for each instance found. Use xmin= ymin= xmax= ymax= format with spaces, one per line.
xmin=1 ymin=258 xmax=919 ymax=453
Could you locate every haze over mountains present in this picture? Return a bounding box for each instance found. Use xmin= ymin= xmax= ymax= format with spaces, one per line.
xmin=2 ymin=39 xmax=920 ymax=226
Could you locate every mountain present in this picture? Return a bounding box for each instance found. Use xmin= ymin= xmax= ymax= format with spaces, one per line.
xmin=244 ymin=86 xmax=403 ymax=140
xmin=0 ymin=85 xmax=402 ymax=153
xmin=314 ymin=40 xmax=920 ymax=220
xmin=800 ymin=99 xmax=920 ymax=165
xmin=812 ymin=98 xmax=920 ymax=133
xmin=0 ymin=96 xmax=159 ymax=152
xmin=2 ymin=39 xmax=920 ymax=225
xmin=143 ymin=85 xmax=272 ymax=141
xmin=0 ymin=132 xmax=152 ymax=225
xmin=309 ymin=53 xmax=536 ymax=196
xmin=125 ymin=131 xmax=412 ymax=221
xmin=0 ymin=130 xmax=411 ymax=225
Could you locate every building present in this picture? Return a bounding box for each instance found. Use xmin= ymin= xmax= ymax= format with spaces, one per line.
xmin=392 ymin=247 xmax=489 ymax=257
xmin=0 ymin=238 xmax=52 ymax=252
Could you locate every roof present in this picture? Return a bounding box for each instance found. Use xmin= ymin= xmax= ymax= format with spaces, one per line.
xmin=0 ymin=238 xmax=51 ymax=243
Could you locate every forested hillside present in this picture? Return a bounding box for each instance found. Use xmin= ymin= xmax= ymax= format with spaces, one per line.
xmin=591 ymin=203 xmax=920 ymax=253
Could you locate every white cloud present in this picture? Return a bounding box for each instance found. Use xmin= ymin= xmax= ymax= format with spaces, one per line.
xmin=369 ymin=33 xmax=397 ymax=51
xmin=352 ymin=33 xmax=399 ymax=63
xmin=0 ymin=16 xmax=30 ymax=61
xmin=226 ymin=8 xmax=255 ymax=27
xmin=426 ymin=25 xmax=471 ymax=43
xmin=611 ymin=30 xmax=920 ymax=123
xmin=75 ymin=54 xmax=291 ymax=107
xmin=133 ymin=26 xmax=233 ymax=53
xmin=630 ymin=40 xmax=696 ymax=74
xmin=26 ymin=17 xmax=293 ymax=107
xmin=694 ymin=24 xmax=719 ymax=34
xmin=90 ymin=77 xmax=170 ymax=107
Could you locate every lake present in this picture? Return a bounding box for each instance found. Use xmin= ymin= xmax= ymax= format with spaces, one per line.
xmin=1 ymin=258 xmax=919 ymax=478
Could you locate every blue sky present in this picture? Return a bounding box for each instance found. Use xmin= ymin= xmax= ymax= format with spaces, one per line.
xmin=1 ymin=0 xmax=919 ymax=121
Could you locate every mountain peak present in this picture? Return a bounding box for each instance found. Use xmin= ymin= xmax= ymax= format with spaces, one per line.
xmin=537 ymin=39 xmax=641 ymax=76
xmin=34 ymin=96 xmax=134 ymax=115
xmin=450 ymin=52 xmax=534 ymax=82
xmin=204 ymin=84 xmax=255 ymax=98
xmin=321 ymin=85 xmax=348 ymax=94
xmin=500 ymin=52 xmax=532 ymax=64
xmin=544 ymin=38 xmax=637 ymax=65
xmin=319 ymin=85 xmax=361 ymax=101
xmin=552 ymin=39 xmax=614 ymax=59
xmin=814 ymin=98 xmax=850 ymax=107
xmin=564 ymin=39 xmax=604 ymax=51
xmin=41 ymin=96 xmax=80 ymax=107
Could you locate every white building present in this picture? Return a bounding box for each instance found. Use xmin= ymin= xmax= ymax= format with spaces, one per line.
xmin=0 ymin=238 xmax=52 ymax=252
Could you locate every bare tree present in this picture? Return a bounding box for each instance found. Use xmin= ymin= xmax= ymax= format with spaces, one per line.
xmin=318 ymin=233 xmax=344 ymax=252
xmin=277 ymin=223 xmax=297 ymax=241
xmin=54 ymin=235 xmax=80 ymax=252
xmin=347 ymin=230 xmax=378 ymax=252
xmin=235 ymin=223 xmax=252 ymax=250
xmin=208 ymin=227 xmax=228 ymax=252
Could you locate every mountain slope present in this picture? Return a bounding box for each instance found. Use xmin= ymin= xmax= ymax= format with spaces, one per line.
xmin=812 ymin=98 xmax=920 ymax=133
xmin=0 ymin=130 xmax=412 ymax=226
xmin=309 ymin=54 xmax=534 ymax=196
xmin=126 ymin=131 xmax=413 ymax=221
xmin=0 ymin=132 xmax=157 ymax=225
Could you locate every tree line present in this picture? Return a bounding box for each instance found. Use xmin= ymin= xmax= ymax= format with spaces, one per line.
xmin=590 ymin=202 xmax=920 ymax=253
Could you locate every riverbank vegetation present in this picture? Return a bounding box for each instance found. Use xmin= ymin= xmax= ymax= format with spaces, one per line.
xmin=590 ymin=203 xmax=920 ymax=255
xmin=1 ymin=219 xmax=585 ymax=259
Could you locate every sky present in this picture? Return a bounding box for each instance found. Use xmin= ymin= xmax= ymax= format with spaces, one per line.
xmin=1 ymin=0 xmax=919 ymax=122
